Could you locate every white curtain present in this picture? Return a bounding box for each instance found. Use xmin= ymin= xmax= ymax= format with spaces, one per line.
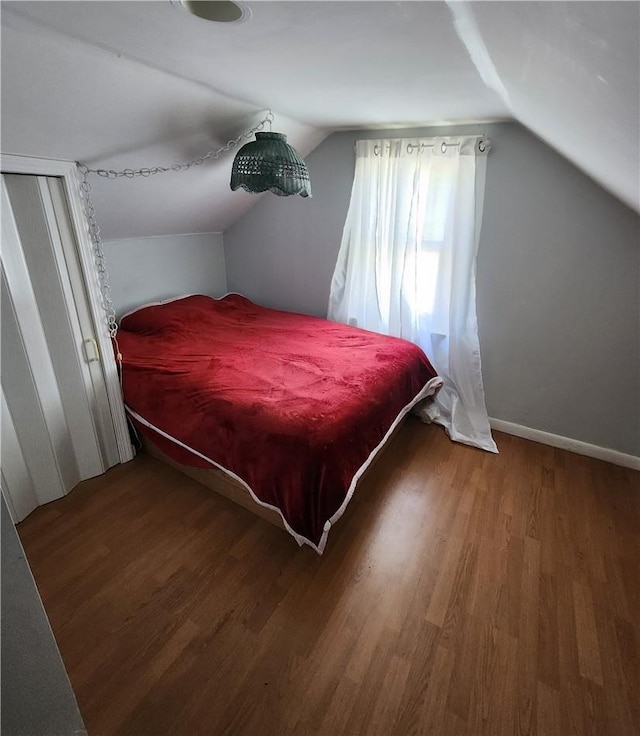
xmin=328 ymin=136 xmax=497 ymax=453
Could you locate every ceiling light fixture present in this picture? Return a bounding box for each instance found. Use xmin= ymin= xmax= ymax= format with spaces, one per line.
xmin=174 ymin=0 xmax=250 ymax=24
xmin=230 ymin=112 xmax=312 ymax=198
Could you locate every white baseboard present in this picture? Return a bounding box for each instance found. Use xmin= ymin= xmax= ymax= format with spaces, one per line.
xmin=489 ymin=418 xmax=640 ymax=472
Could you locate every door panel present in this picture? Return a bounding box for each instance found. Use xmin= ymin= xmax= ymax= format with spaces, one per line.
xmin=1 ymin=174 xmax=111 ymax=520
xmin=1 ymin=387 xmax=39 ymax=522
xmin=46 ymin=177 xmax=120 ymax=467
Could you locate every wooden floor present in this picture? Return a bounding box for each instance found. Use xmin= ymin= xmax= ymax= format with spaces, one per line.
xmin=18 ymin=419 xmax=639 ymax=736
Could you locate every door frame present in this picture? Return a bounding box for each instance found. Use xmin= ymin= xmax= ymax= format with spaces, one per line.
xmin=1 ymin=153 xmax=133 ymax=464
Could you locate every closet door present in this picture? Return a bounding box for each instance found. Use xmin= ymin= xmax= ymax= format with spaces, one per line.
xmin=1 ymin=174 xmax=118 ymax=521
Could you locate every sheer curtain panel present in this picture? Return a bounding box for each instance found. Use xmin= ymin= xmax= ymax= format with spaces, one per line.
xmin=328 ymin=136 xmax=497 ymax=452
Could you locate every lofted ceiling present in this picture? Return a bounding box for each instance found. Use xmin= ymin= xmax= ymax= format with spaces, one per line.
xmin=1 ymin=1 xmax=638 ymax=241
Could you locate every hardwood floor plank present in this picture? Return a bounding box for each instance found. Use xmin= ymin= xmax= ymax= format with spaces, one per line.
xmin=613 ymin=616 xmax=640 ymax=734
xmin=514 ymin=535 xmax=541 ymax=736
xmin=419 ymin=644 xmax=457 ymax=735
xmin=16 ymin=419 xmax=639 ymax=736
xmin=392 ymin=618 xmax=441 ymax=735
xmin=467 ymin=623 xmax=518 ymax=736
xmin=593 ymin=604 xmax=638 ymax=736
xmin=572 ymin=581 xmax=604 ymax=686
xmin=425 ymin=522 xmax=467 ymax=628
xmin=536 ymin=681 xmax=562 ymax=736
xmin=445 ymin=612 xmax=483 ymax=722
xmin=537 ymin=572 xmax=560 ymax=690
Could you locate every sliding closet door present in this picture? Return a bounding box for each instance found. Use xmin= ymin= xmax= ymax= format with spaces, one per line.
xmin=1 ymin=174 xmax=118 ymax=521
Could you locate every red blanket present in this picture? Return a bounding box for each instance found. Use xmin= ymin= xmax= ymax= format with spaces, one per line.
xmin=118 ymin=294 xmax=442 ymax=552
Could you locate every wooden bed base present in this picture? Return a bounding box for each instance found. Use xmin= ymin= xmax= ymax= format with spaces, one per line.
xmin=140 ymin=410 xmax=414 ymax=539
xmin=141 ymin=438 xmax=286 ymax=530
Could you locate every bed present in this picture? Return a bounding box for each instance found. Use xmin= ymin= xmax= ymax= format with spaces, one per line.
xmin=117 ymin=293 xmax=443 ymax=553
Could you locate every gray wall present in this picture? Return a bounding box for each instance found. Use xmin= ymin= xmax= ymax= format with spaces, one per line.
xmin=224 ymin=122 xmax=640 ymax=456
xmin=103 ymin=232 xmax=227 ymax=317
xmin=2 ymin=497 xmax=87 ymax=735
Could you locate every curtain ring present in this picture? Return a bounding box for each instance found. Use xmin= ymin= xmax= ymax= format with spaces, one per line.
xmin=441 ymin=141 xmax=447 ymax=154
xmin=478 ymin=140 xmax=486 ymax=153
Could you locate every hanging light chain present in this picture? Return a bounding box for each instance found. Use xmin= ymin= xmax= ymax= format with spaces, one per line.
xmin=76 ymin=110 xmax=272 ymax=340
xmin=78 ymin=166 xmax=119 ymax=339
xmin=81 ymin=111 xmax=272 ymax=179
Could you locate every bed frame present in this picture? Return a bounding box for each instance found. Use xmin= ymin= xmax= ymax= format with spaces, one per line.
xmin=141 ymin=437 xmax=286 ymax=530
xmin=140 ymin=410 xmax=414 ymax=536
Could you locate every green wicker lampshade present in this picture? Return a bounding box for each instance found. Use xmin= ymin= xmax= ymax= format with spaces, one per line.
xmin=230 ymin=132 xmax=311 ymax=197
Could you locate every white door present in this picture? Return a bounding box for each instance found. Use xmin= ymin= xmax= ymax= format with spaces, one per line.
xmin=1 ymin=173 xmax=121 ymax=521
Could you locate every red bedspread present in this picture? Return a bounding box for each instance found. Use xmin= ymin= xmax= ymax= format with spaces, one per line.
xmin=118 ymin=294 xmax=442 ymax=552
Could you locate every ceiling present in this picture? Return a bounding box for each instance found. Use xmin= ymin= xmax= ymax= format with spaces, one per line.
xmin=1 ymin=1 xmax=638 ymax=240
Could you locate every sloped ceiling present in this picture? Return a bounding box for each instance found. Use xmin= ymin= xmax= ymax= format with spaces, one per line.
xmin=1 ymin=1 xmax=638 ymax=241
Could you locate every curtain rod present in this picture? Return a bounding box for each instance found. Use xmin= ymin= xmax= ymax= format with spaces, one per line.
xmin=409 ymin=140 xmax=488 ymax=153
xmin=369 ymin=138 xmax=489 ymax=156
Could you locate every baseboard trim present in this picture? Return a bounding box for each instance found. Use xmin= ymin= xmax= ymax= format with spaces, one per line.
xmin=489 ymin=418 xmax=640 ymax=471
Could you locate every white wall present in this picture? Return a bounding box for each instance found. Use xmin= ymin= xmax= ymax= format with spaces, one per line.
xmin=103 ymin=232 xmax=227 ymax=316
xmin=224 ymin=122 xmax=640 ymax=458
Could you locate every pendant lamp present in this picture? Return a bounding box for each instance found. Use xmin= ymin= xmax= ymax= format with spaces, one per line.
xmin=230 ymin=131 xmax=311 ymax=198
